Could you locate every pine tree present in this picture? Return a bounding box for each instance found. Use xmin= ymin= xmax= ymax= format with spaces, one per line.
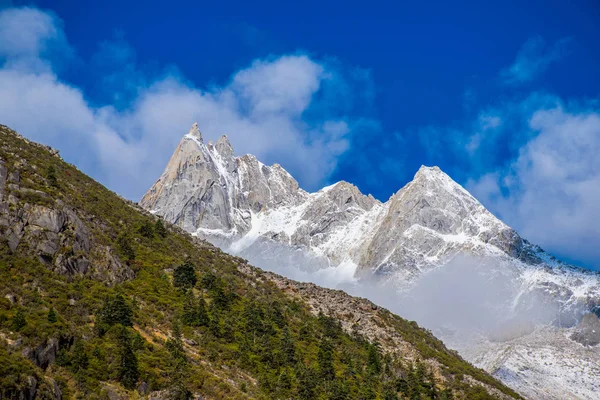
xmin=166 ymin=321 xmax=186 ymax=363
xmin=173 ymin=261 xmax=197 ymax=289
xmin=11 ymin=309 xmax=26 ymax=331
xmin=317 ymin=339 xmax=335 ymax=380
xmin=197 ymin=298 xmax=209 ymax=327
xmin=116 ymin=233 xmax=135 ymax=261
xmin=117 ymin=327 xmax=139 ymax=389
xmin=367 ymin=343 xmax=382 ymax=375
xmin=181 ymin=291 xmax=200 ymax=327
xmin=296 ymin=364 xmax=317 ymax=400
xmin=154 ymin=219 xmax=168 ymax=238
xmin=47 ymin=307 xmax=57 ymax=323
xmin=280 ymin=326 xmax=296 ymax=365
xmin=208 ymin=302 xmax=221 ymax=338
xmin=96 ymin=294 xmax=133 ymax=335
xmin=71 ymin=339 xmax=89 ymax=372
xmin=243 ymin=302 xmax=264 ymax=344
xmin=138 ymin=220 xmax=154 ymax=238
xmin=166 ymin=321 xmax=191 ymax=399
xmin=46 ymin=165 xmax=58 ymax=187
xmin=382 ymin=381 xmax=398 ymax=400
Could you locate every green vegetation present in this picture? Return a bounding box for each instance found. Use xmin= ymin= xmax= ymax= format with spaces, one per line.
xmin=0 ymin=125 xmax=521 ymax=399
xmin=47 ymin=308 xmax=57 ymax=324
xmin=154 ymin=219 xmax=167 ymax=238
xmin=173 ymin=261 xmax=197 ymax=289
xmin=46 ymin=165 xmax=58 ymax=187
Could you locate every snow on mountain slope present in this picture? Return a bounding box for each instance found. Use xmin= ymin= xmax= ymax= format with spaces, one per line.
xmin=141 ymin=124 xmax=600 ymax=399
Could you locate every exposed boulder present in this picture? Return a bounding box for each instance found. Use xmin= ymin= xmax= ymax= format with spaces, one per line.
xmin=571 ymin=313 xmax=600 ymax=346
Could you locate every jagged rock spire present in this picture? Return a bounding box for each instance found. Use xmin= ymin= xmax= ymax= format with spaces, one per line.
xmin=188 ymin=122 xmax=203 ymax=142
xmin=214 ymin=134 xmax=234 ymax=159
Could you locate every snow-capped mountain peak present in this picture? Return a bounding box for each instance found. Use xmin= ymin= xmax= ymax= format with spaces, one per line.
xmin=141 ymin=124 xmax=600 ymax=400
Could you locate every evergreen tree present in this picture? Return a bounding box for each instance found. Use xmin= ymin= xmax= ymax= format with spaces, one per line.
xmin=71 ymin=339 xmax=89 ymax=372
xmin=382 ymin=381 xmax=398 ymax=400
xmin=154 ymin=219 xmax=168 ymax=238
xmin=243 ymin=302 xmax=264 ymax=344
xmin=181 ymin=291 xmax=199 ymax=326
xmin=181 ymin=291 xmax=210 ymax=328
xmin=319 ymin=312 xmax=342 ymax=339
xmin=329 ymin=379 xmax=350 ymax=400
xmin=296 ymin=364 xmax=317 ymax=400
xmin=46 ymin=165 xmax=58 ymax=187
xmin=367 ymin=343 xmax=382 ymax=375
xmin=197 ymin=298 xmax=209 ymax=327
xmin=280 ymin=326 xmax=296 ymax=365
xmin=166 ymin=321 xmax=191 ymax=399
xmin=47 ymin=307 xmax=57 ymax=323
xmin=11 ymin=309 xmax=26 ymax=331
xmin=200 ymin=271 xmax=217 ymax=291
xmin=208 ymin=302 xmax=221 ymax=338
xmin=439 ymin=388 xmax=453 ymax=400
xmin=428 ymin=371 xmax=438 ymax=399
xmin=317 ymin=339 xmax=335 ymax=380
xmin=96 ymin=294 xmax=133 ymax=335
xmin=173 ymin=261 xmax=197 ymax=289
xmin=277 ymin=367 xmax=293 ymax=393
xmin=116 ymin=233 xmax=135 ymax=261
xmin=138 ymin=220 xmax=154 ymax=238
xmin=117 ymin=327 xmax=139 ymax=389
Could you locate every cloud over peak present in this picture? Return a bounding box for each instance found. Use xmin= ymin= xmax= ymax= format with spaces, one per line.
xmin=0 ymin=7 xmax=376 ymax=200
xmin=469 ymin=103 xmax=600 ymax=268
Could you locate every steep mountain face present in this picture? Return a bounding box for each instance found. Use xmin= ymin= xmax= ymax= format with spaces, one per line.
xmin=141 ymin=125 xmax=529 ymax=281
xmin=142 ymin=124 xmax=600 ymax=400
xmin=0 ymin=125 xmax=522 ymax=399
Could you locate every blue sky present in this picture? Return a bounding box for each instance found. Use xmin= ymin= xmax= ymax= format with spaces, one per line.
xmin=1 ymin=1 xmax=599 ymax=269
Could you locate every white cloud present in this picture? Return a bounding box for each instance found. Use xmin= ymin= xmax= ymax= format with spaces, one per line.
xmin=501 ymin=35 xmax=570 ymax=85
xmin=0 ymin=7 xmax=372 ymax=200
xmin=0 ymin=7 xmax=72 ymax=72
xmin=466 ymin=114 xmax=502 ymax=154
xmin=469 ymin=105 xmax=600 ymax=268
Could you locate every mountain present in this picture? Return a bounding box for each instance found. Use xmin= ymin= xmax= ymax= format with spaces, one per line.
xmin=142 ymin=124 xmax=600 ymax=400
xmin=0 ymin=125 xmax=523 ymax=399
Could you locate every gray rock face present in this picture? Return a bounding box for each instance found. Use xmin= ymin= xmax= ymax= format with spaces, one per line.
xmin=0 ymin=158 xmax=132 ymax=284
xmin=22 ymin=337 xmax=72 ymax=370
xmin=141 ymin=125 xmax=544 ymax=282
xmin=141 ymin=124 xmax=306 ymax=235
xmin=571 ymin=313 xmax=600 ymax=346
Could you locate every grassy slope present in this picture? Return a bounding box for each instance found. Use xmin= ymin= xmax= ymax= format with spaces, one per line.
xmin=0 ymin=125 xmax=521 ymax=400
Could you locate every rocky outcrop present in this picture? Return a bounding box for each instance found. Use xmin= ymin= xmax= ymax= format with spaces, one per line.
xmin=22 ymin=336 xmax=73 ymax=370
xmin=0 ymin=158 xmax=132 ymax=284
xmin=0 ymin=376 xmax=62 ymax=400
xmin=571 ymin=313 xmax=600 ymax=346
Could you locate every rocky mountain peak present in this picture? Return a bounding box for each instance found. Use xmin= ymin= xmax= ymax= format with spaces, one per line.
xmin=187 ymin=122 xmax=203 ymax=142
xmin=214 ymin=134 xmax=234 ymax=159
